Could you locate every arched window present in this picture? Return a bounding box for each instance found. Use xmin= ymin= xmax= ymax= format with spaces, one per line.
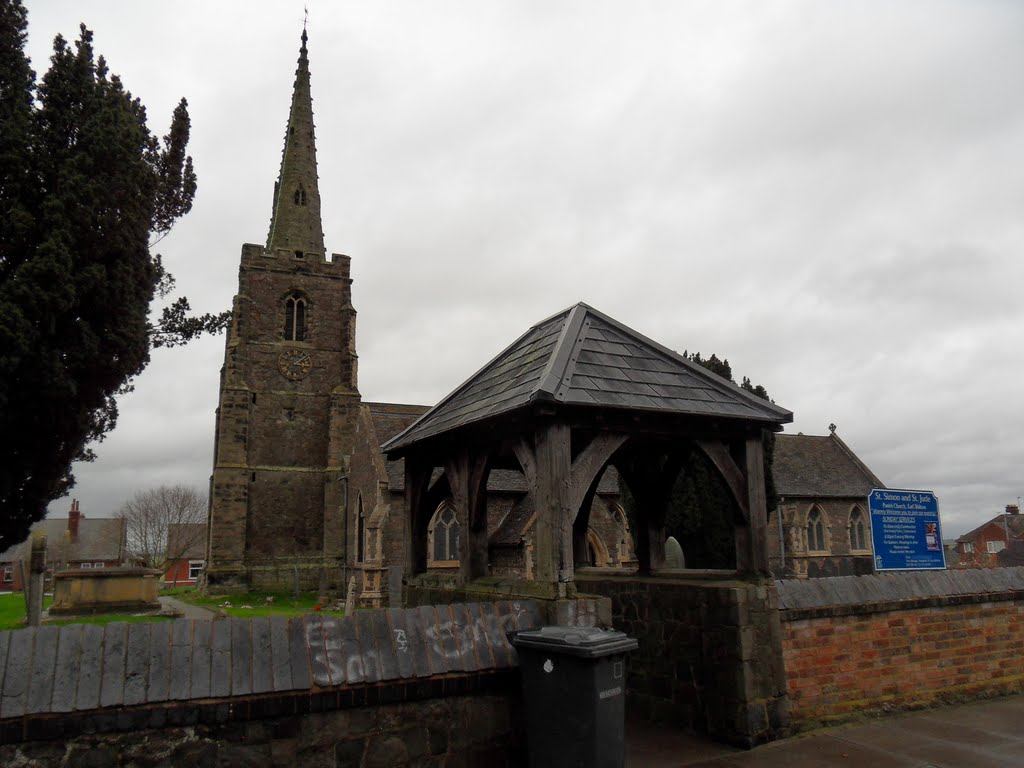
xmin=356 ymin=494 xmax=365 ymax=563
xmin=284 ymin=293 xmax=306 ymax=341
xmin=428 ymin=501 xmax=460 ymax=566
xmin=849 ymin=507 xmax=867 ymax=551
xmin=807 ymin=507 xmax=827 ymax=552
xmin=293 ymin=184 xmax=307 ymax=206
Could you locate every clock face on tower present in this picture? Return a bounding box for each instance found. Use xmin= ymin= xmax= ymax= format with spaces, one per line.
xmin=278 ymin=348 xmax=313 ymax=380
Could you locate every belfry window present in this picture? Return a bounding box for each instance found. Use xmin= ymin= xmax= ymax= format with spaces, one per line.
xmin=284 ymin=293 xmax=306 ymax=341
xmin=293 ymin=184 xmax=307 ymax=206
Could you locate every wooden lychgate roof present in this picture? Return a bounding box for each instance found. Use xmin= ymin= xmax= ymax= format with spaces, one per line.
xmin=384 ymin=302 xmax=792 ymax=454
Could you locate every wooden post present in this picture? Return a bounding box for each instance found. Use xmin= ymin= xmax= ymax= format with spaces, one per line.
xmin=445 ymin=450 xmax=490 ymax=580
xmin=744 ymin=434 xmax=770 ymax=576
xmin=404 ymin=456 xmax=431 ymax=577
xmin=533 ymin=422 xmax=573 ymax=585
xmin=27 ymin=532 xmax=46 ymax=627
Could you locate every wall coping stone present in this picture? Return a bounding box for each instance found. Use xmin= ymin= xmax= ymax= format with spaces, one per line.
xmin=776 ymin=567 xmax=1024 ymax=620
xmin=0 ymin=600 xmax=542 ymax=744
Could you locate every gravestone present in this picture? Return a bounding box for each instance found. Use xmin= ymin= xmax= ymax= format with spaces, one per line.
xmin=665 ymin=536 xmax=685 ymax=569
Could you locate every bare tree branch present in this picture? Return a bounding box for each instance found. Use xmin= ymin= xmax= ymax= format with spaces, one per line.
xmin=115 ymin=485 xmax=206 ymax=571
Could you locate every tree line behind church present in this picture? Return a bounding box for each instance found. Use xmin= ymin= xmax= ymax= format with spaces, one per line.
xmin=621 ymin=353 xmax=777 ymax=570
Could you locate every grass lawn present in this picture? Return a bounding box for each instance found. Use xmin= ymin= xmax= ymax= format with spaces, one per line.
xmin=0 ymin=593 xmax=172 ymax=631
xmin=177 ymin=590 xmax=345 ymax=618
xmin=0 ymin=592 xmax=33 ymax=631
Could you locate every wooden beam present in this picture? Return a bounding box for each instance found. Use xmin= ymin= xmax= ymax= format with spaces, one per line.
xmin=745 ymin=434 xmax=769 ymax=576
xmin=404 ymin=456 xmax=431 ymax=577
xmin=533 ymin=422 xmax=572 ymax=584
xmin=444 ymin=452 xmax=472 ymax=581
xmin=568 ymin=433 xmax=627 ymax=518
xmin=696 ymin=439 xmax=751 ymax=523
xmin=513 ymin=436 xmax=537 ymax=487
xmin=467 ymin=451 xmax=490 ymax=578
xmin=573 ymin=483 xmax=599 ymax=567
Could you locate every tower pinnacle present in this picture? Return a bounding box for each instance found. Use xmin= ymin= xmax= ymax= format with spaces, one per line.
xmin=266 ymin=28 xmax=325 ymax=257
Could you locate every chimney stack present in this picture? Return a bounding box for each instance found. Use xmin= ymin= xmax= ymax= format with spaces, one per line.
xmin=68 ymin=499 xmax=82 ymax=543
xmin=1006 ymin=504 xmax=1020 ymax=516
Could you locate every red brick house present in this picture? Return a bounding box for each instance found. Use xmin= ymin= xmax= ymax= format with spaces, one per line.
xmin=163 ymin=523 xmax=208 ymax=587
xmin=0 ymin=500 xmax=127 ymax=591
xmin=954 ymin=505 xmax=1024 ymax=568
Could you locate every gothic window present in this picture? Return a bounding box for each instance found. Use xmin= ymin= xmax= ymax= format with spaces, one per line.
xmin=807 ymin=507 xmax=827 ymax=552
xmin=293 ymin=184 xmax=307 ymax=206
xmin=428 ymin=501 xmax=460 ymax=566
xmin=356 ymin=494 xmax=365 ymax=562
xmin=284 ymin=293 xmax=307 ymax=341
xmin=849 ymin=507 xmax=867 ymax=551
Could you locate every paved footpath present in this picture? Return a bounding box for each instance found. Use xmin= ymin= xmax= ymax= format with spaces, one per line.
xmin=627 ymin=693 xmax=1024 ymax=767
xmin=157 ymin=595 xmax=218 ymax=620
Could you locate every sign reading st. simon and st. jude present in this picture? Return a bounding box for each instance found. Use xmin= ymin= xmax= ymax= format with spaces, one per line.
xmin=868 ymin=488 xmax=946 ymax=571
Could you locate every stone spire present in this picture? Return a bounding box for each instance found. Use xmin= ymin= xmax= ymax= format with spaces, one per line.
xmin=266 ymin=28 xmax=326 ymax=257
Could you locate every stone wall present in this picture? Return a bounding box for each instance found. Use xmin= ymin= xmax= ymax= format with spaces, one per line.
xmin=0 ymin=601 xmax=541 ymax=767
xmin=576 ymin=571 xmax=789 ymax=748
xmin=770 ymin=499 xmax=873 ymax=579
xmin=777 ymin=568 xmax=1024 ymax=728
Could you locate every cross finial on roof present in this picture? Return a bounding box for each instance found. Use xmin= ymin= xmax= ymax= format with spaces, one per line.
xmin=828 ymin=422 xmax=837 ymax=433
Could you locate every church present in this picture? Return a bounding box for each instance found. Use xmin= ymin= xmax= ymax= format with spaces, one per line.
xmin=205 ymin=31 xmax=886 ymax=601
xmin=204 ymin=31 xmax=633 ymax=601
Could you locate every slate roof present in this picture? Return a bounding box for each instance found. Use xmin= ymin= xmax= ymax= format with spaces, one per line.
xmin=773 ymin=432 xmax=884 ymax=499
xmin=491 ymin=494 xmax=536 ymax=546
xmin=384 ymin=303 xmax=793 ymax=454
xmin=956 ymin=513 xmax=1024 ymax=544
xmin=0 ymin=517 xmax=126 ymax=564
xmin=166 ymin=523 xmax=208 ymax=560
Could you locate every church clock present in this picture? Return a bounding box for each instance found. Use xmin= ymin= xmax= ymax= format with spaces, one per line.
xmin=278 ymin=348 xmax=313 ymax=380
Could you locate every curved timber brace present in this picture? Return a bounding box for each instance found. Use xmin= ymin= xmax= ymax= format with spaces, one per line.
xmin=514 ymin=425 xmax=626 ymax=586
xmin=444 ymin=450 xmax=490 ymax=579
xmin=697 ymin=434 xmax=769 ymax=575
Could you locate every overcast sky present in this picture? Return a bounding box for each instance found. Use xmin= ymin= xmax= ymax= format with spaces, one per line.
xmin=24 ymin=1 xmax=1024 ymax=539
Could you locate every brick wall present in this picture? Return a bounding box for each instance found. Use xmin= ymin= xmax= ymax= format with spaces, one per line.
xmin=778 ymin=568 xmax=1024 ymax=728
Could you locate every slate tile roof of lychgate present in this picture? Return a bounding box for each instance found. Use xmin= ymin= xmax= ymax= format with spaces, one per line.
xmin=772 ymin=433 xmax=883 ymax=499
xmin=383 ymin=303 xmax=793 ymax=454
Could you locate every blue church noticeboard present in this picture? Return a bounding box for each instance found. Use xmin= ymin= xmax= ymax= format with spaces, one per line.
xmin=869 ymin=489 xmax=946 ymax=571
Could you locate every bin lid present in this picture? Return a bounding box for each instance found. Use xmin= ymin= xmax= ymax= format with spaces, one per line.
xmin=510 ymin=625 xmax=638 ymax=658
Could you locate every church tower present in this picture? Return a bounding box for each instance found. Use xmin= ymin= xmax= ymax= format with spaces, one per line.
xmin=206 ymin=30 xmax=360 ymax=589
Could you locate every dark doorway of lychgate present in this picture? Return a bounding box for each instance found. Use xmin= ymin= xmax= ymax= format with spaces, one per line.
xmin=383 ymin=302 xmax=793 ymax=747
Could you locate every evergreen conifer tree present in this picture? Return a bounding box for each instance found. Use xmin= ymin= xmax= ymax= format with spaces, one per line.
xmin=0 ymin=1 xmax=227 ymax=550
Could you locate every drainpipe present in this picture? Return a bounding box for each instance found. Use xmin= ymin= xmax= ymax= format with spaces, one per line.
xmin=777 ymin=497 xmax=786 ymax=575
